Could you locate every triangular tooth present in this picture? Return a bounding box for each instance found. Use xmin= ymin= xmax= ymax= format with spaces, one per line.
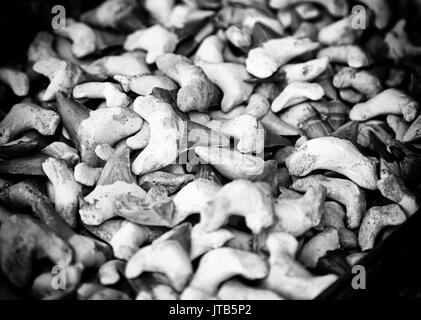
xmin=331 ymin=121 xmax=360 ymax=145
xmin=181 ymin=120 xmax=230 ymax=152
xmin=252 ymin=22 xmax=283 ymax=48
xmin=56 ymin=91 xmax=90 ymax=151
xmin=97 ymin=142 xmax=135 ymax=186
xmin=0 ymin=154 xmax=49 ymax=176
xmin=155 ymin=222 xmax=192 ymax=255
xmin=0 ymin=131 xmax=48 ymax=160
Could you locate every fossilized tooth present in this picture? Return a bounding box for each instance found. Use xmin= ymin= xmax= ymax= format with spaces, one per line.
xmin=316 ymin=66 xmax=339 ymax=101
xmin=27 ymin=31 xmax=58 ymax=64
xmin=359 ymin=0 xmax=391 ymax=29
xmin=194 ymin=146 xmax=265 ymax=180
xmin=318 ymin=45 xmax=372 ymax=69
xmin=80 ymin=143 xmax=175 ymax=227
xmin=199 ymin=180 xmax=274 ymax=234
xmin=358 ymin=204 xmax=407 ymax=251
xmin=272 ymin=82 xmax=325 ymax=113
xmin=85 ymin=219 xmax=166 ymax=261
xmin=310 ymin=100 xmax=349 ymax=131
xmin=261 ymin=111 xmax=300 ymax=136
xmin=286 ymin=137 xmax=378 ymax=190
xmin=73 ymin=82 xmax=131 ymax=108
xmin=131 ymin=95 xmax=229 ymax=175
xmin=261 ymin=232 xmax=338 ymax=300
xmin=269 ymin=185 xmax=326 ymax=237
xmin=299 ymin=228 xmax=341 ymax=269
xmin=279 ymin=103 xmax=333 ymax=139
xmin=171 ymin=178 xmax=221 ymax=227
xmin=264 ymin=132 xmax=292 ymax=148
xmin=0 ymin=211 xmax=73 ymax=289
xmin=0 ymin=181 xmax=111 ymax=268
xmin=315 ymin=250 xmax=351 ymax=276
xmin=113 ymin=185 xmax=175 ymax=227
xmin=207 ymin=114 xmax=265 ymax=154
xmin=80 ymin=0 xmax=145 ymax=32
xmin=124 ymin=25 xmax=179 ymax=64
xmin=77 ymin=282 xmax=131 ymax=300
xmin=404 ymin=114 xmax=421 ymax=143
xmin=190 ymin=224 xmax=234 ymax=260
xmin=216 ymin=5 xmax=283 ymax=34
xmin=197 ymin=61 xmax=255 ymax=113
xmin=277 ymin=57 xmax=330 ymax=84
xmin=295 ymin=2 xmax=322 ymax=20
xmin=41 ymin=141 xmax=80 ymax=167
xmin=292 ymin=175 xmax=366 ymax=229
xmin=387 ymin=115 xmax=410 ymax=142
xmin=42 ymin=158 xmax=82 ymax=228
xmin=0 ymin=102 xmax=61 ymax=145
xmin=175 ymin=18 xmax=216 ymax=57
xmin=155 ymin=222 xmax=192 ymax=255
xmin=115 ymin=74 xmax=179 ymax=96
xmin=384 ymin=20 xmax=421 ymax=61
xmin=318 ymin=13 xmax=364 ymax=46
xmin=181 ymin=248 xmax=269 ymax=299
xmin=32 ymin=263 xmax=83 ymax=300
xmin=126 ymin=225 xmax=193 ymax=292
xmin=138 ymin=171 xmax=195 ymax=195
xmin=377 ymin=171 xmax=419 ymax=217
xmin=251 ymin=22 xmax=283 ymax=48
xmin=339 ymin=88 xmax=364 ymax=104
xmin=53 ymin=19 xmax=98 ymax=58
xmin=56 ymin=92 xmax=143 ymax=166
xmin=194 ymin=34 xmax=225 ymax=64
xmin=0 ymin=67 xmax=29 ymax=98
xmin=333 ymin=67 xmax=383 ymax=99
xmin=331 ymin=121 xmax=360 ymax=145
xmin=150 ymin=87 xmax=185 ymax=118
xmin=350 ymin=89 xmax=420 ymax=123
xmin=0 ymin=153 xmax=49 ymax=176
xmin=387 ymin=140 xmax=421 ymax=188
xmin=0 ymin=131 xmax=49 ymax=160
xmin=293 ymin=21 xmax=319 ymax=40
xmin=318 ymin=201 xmax=358 ymax=249
xmin=33 ymin=58 xmax=105 ymax=101
xmin=271 ymin=0 xmax=349 ymax=17
xmin=246 ymin=37 xmax=321 ymax=78
xmin=98 ymin=259 xmax=126 ymax=286
xmin=178 ymin=119 xmax=231 ymax=153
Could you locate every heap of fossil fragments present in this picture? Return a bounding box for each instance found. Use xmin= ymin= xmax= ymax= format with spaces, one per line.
xmin=0 ymin=0 xmax=421 ymax=300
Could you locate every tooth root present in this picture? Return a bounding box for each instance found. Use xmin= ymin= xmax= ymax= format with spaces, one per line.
xmin=0 ymin=131 xmax=46 ymax=160
xmin=194 ymin=146 xmax=265 ymax=180
xmin=56 ymin=91 xmax=90 ymax=151
xmin=358 ymin=204 xmax=407 ymax=251
xmin=195 ymin=164 xmax=223 ymax=185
